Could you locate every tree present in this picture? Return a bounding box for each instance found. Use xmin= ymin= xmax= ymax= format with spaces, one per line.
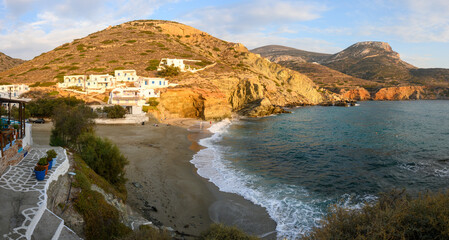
xmin=77 ymin=132 xmax=129 ymax=188
xmin=28 ymin=97 xmax=85 ymax=118
xmin=50 ymin=104 xmax=97 ymax=148
xmin=158 ymin=65 xmax=180 ymax=77
xmin=102 ymin=105 xmax=127 ymax=118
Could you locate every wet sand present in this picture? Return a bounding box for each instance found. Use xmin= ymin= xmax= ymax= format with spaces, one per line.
xmin=32 ymin=121 xmax=276 ymax=238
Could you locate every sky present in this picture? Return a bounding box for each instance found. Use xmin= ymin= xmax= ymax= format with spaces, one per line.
xmin=0 ymin=0 xmax=448 ymax=68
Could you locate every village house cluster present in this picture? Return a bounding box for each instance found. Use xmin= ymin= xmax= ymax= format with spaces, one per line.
xmin=59 ymin=69 xmax=175 ymax=114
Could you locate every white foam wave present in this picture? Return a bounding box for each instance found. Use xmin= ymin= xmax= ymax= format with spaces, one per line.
xmin=434 ymin=168 xmax=449 ymax=177
xmin=191 ymin=119 xmax=323 ymax=239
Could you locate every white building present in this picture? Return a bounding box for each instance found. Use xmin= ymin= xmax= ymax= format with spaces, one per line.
xmin=115 ymin=70 xmax=138 ymax=82
xmin=109 ymin=87 xmax=160 ymax=114
xmin=58 ymin=75 xmax=88 ymax=89
xmin=158 ymin=58 xmax=203 ymax=73
xmin=135 ymin=77 xmax=169 ymax=89
xmin=86 ymin=74 xmax=116 ymax=90
xmin=0 ymin=84 xmax=30 ymax=98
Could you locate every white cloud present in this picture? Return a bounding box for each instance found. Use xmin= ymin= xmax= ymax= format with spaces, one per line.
xmin=0 ymin=0 xmax=179 ymax=59
xmin=177 ymin=0 xmax=333 ymax=53
xmin=366 ymin=0 xmax=449 ymax=42
xmin=181 ymin=0 xmax=327 ymax=34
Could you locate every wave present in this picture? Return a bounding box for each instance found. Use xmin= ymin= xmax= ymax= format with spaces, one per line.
xmin=191 ymin=119 xmax=324 ymax=239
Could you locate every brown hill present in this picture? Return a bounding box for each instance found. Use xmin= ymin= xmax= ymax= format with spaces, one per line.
xmin=0 ymin=52 xmax=25 ymax=73
xmin=322 ymin=41 xmax=416 ymax=82
xmin=0 ymin=20 xmax=333 ymax=119
xmin=252 ymin=45 xmax=330 ymax=63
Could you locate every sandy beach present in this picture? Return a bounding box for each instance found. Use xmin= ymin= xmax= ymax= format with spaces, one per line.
xmin=32 ymin=120 xmax=276 ymax=238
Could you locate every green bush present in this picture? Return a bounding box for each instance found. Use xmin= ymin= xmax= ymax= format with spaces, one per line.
xmin=50 ymin=104 xmax=96 ymax=147
xmin=121 ymin=225 xmax=170 ymax=240
xmin=305 ymin=190 xmax=449 ymax=240
xmin=158 ymin=65 xmax=180 ymax=77
xmin=147 ymin=97 xmax=159 ymax=107
xmin=73 ymin=157 xmax=130 ymax=240
xmin=102 ymin=105 xmax=127 ymax=118
xmin=145 ymin=59 xmax=160 ymax=71
xmin=28 ymin=97 xmax=85 ymax=118
xmin=77 ymin=132 xmax=129 ymax=189
xmin=199 ymin=224 xmax=258 ymax=240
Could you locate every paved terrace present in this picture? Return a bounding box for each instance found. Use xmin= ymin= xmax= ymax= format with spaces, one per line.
xmin=0 ymin=147 xmax=81 ymax=240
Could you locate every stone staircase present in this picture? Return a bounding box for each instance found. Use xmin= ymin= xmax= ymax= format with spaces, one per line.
xmin=31 ymin=209 xmax=80 ymax=240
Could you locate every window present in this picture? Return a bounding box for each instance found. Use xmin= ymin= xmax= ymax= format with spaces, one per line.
xmin=79 ymin=80 xmax=81 ymax=83
xmin=145 ymin=81 xmax=148 ymax=85
xmin=88 ymin=83 xmax=90 ymax=86
xmin=152 ymin=81 xmax=154 ymax=84
xmin=118 ymin=73 xmax=120 ymax=76
xmin=128 ymin=77 xmax=130 ymax=80
xmin=159 ymin=81 xmax=161 ymax=85
xmin=125 ymin=73 xmax=127 ymax=76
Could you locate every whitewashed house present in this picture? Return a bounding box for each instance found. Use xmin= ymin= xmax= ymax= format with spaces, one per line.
xmin=86 ymin=74 xmax=116 ymax=91
xmin=109 ymin=87 xmax=160 ymax=114
xmin=0 ymin=84 xmax=30 ymax=98
xmin=59 ymin=75 xmax=88 ymax=89
xmin=115 ymin=70 xmax=138 ymax=82
xmin=135 ymin=77 xmax=169 ymax=89
xmin=157 ymin=58 xmax=204 ymax=73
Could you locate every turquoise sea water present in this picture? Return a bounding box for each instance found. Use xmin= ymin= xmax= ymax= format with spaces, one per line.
xmin=191 ymin=100 xmax=449 ymax=239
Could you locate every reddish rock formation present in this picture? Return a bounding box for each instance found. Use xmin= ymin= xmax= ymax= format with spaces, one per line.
xmin=340 ymin=88 xmax=371 ymax=101
xmin=374 ymin=86 xmax=426 ymax=100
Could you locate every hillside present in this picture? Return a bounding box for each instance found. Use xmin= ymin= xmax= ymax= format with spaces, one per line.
xmin=0 ymin=20 xmax=333 ymax=118
xmin=252 ymin=45 xmax=330 ymax=63
xmin=0 ymin=52 xmax=25 ymax=73
xmin=322 ymin=41 xmax=416 ymax=82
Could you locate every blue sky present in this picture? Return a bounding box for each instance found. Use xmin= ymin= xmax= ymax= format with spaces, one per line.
xmin=0 ymin=0 xmax=448 ymax=68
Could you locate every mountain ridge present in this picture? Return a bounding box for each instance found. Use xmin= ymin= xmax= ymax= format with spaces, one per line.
xmin=0 ymin=52 xmax=25 ymax=73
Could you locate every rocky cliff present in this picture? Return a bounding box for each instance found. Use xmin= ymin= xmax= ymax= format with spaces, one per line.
xmin=374 ymin=86 xmax=427 ymax=100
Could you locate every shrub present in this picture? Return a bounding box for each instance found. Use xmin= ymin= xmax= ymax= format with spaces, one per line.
xmin=305 ymin=190 xmax=449 ymax=240
xmin=101 ymin=39 xmax=118 ymax=44
xmin=125 ymin=40 xmax=136 ymax=43
xmin=102 ymin=105 xmax=127 ymax=118
xmin=73 ymin=157 xmax=130 ymax=240
xmin=199 ymin=224 xmax=258 ymax=240
xmin=147 ymin=97 xmax=159 ymax=107
xmin=213 ymin=47 xmax=220 ymax=51
xmin=158 ymin=65 xmax=180 ymax=77
xmin=50 ymin=104 xmax=96 ymax=147
xmin=77 ymin=132 xmax=129 ymax=188
xmin=121 ymin=225 xmax=170 ymax=240
xmin=87 ymin=68 xmax=106 ymax=73
xmin=145 ymin=59 xmax=160 ymax=71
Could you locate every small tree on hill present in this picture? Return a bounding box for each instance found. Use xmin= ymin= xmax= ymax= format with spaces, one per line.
xmin=158 ymin=65 xmax=180 ymax=77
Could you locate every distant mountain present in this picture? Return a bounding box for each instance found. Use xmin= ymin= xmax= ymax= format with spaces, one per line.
xmin=252 ymin=45 xmax=330 ymax=63
xmin=0 ymin=52 xmax=25 ymax=73
xmin=252 ymin=42 xmax=449 ymax=100
xmin=321 ymin=41 xmax=415 ymax=82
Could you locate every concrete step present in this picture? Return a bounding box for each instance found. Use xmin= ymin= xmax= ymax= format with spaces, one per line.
xmin=31 ymin=209 xmax=63 ymax=240
xmin=57 ymin=226 xmax=82 ymax=240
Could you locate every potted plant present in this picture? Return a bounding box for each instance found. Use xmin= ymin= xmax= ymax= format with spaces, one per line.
xmin=37 ymin=157 xmax=49 ymax=175
xmin=34 ymin=165 xmax=46 ymax=181
xmin=46 ymin=149 xmax=57 ymax=170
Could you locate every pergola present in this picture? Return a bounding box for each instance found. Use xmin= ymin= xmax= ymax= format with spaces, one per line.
xmin=0 ymin=97 xmax=28 ymax=156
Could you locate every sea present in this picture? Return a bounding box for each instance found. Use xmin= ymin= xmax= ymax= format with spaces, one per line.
xmin=191 ymin=100 xmax=449 ymax=239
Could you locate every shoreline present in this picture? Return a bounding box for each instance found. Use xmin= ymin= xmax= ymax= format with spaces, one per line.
xmin=187 ymin=120 xmax=277 ymax=239
xmin=31 ymin=119 xmax=277 ymax=238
